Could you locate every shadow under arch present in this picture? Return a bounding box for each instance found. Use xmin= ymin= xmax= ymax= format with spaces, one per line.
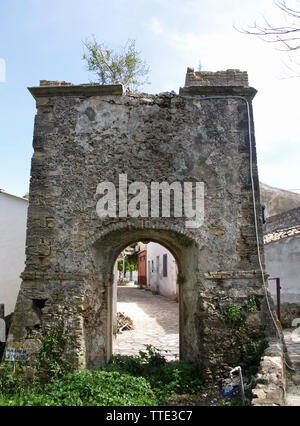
xmin=88 ymin=224 xmax=200 ymax=368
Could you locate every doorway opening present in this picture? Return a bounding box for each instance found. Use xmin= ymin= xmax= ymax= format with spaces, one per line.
xmin=112 ymin=241 xmax=180 ymax=361
xmin=90 ymin=225 xmax=198 ymax=369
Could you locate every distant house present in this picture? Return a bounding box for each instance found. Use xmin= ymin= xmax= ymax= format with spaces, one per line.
xmin=0 ymin=190 xmax=28 ymax=315
xmin=263 ymin=207 xmax=300 ymax=327
xmin=146 ymin=242 xmax=178 ymax=301
xmin=137 ymin=250 xmax=147 ymax=287
xmin=264 ymin=226 xmax=300 ymax=327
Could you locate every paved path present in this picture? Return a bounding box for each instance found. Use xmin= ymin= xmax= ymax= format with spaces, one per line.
xmin=284 ymin=329 xmax=300 ymax=406
xmin=113 ymin=286 xmax=179 ymax=361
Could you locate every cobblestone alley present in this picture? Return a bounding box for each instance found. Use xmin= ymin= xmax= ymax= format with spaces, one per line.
xmin=113 ymin=286 xmax=179 ymax=361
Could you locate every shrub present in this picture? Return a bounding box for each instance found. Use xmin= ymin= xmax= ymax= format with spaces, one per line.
xmin=1 ymin=370 xmax=157 ymax=406
xmin=104 ymin=345 xmax=203 ymax=402
xmin=0 ymin=363 xmax=29 ymax=396
xmin=0 ymin=344 xmax=204 ymax=406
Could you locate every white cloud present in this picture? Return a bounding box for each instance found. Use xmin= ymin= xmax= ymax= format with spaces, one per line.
xmin=148 ymin=14 xmax=300 ymax=190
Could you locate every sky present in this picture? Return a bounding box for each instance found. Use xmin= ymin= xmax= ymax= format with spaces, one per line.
xmin=0 ymin=0 xmax=299 ymax=197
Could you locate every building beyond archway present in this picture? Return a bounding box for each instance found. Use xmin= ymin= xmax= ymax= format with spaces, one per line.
xmin=5 ymin=69 xmax=273 ymax=380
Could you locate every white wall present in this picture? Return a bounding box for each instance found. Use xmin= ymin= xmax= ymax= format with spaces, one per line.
xmin=264 ymin=235 xmax=300 ymax=304
xmin=123 ymin=270 xmax=138 ymax=282
xmin=146 ymin=242 xmax=178 ymax=300
xmin=112 ymin=261 xmax=118 ymax=335
xmin=0 ymin=192 xmax=28 ymax=315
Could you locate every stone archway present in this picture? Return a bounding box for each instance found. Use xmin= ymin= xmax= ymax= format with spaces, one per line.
xmin=88 ymin=226 xmax=198 ymax=368
xmin=5 ymin=69 xmax=272 ymax=380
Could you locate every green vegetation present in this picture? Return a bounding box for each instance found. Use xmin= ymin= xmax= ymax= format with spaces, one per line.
xmin=82 ymin=37 xmax=150 ymax=89
xmin=0 ymin=345 xmax=204 ymax=406
xmin=218 ymin=298 xmax=266 ymax=378
xmin=220 ymin=296 xmax=260 ymax=329
xmin=117 ymin=252 xmax=138 ymax=273
xmin=245 ymin=296 xmax=258 ymax=313
xmin=0 ymin=370 xmax=156 ymax=406
xmin=220 ymin=305 xmax=244 ymax=328
xmin=216 ymin=398 xmax=243 ymax=406
xmin=176 ymin=275 xmax=185 ymax=287
xmin=37 ymin=323 xmax=75 ymax=381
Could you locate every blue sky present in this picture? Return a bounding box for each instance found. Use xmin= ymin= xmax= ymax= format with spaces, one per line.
xmin=0 ymin=0 xmax=299 ymax=196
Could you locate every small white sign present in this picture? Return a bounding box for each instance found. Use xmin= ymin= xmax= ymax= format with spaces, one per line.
xmin=5 ymin=348 xmax=27 ymax=361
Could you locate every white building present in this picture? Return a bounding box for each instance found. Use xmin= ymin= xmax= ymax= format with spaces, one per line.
xmin=146 ymin=242 xmax=178 ymax=301
xmin=0 ymin=190 xmax=28 ymax=315
xmin=264 ymin=226 xmax=300 ymax=327
xmin=265 ymin=227 xmax=300 ymax=305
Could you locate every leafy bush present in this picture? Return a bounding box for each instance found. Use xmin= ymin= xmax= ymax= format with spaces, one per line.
xmin=0 ymin=363 xmax=30 ymax=396
xmin=37 ymin=324 xmax=74 ymax=381
xmin=0 ymin=345 xmax=204 ymax=406
xmin=104 ymin=354 xmax=144 ymax=376
xmin=0 ymin=370 xmax=157 ymax=406
xmin=104 ymin=345 xmax=203 ymax=403
xmin=246 ymin=296 xmax=258 ymax=313
xmin=139 ymin=344 xmax=167 ymax=369
xmin=220 ymin=305 xmax=244 ymax=328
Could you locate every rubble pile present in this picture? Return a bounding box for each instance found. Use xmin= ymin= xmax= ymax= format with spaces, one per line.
xmin=117 ymin=312 xmax=134 ymax=334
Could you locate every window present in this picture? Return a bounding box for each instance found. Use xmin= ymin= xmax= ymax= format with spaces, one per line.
xmin=151 ymin=260 xmax=154 ymax=272
xmin=163 ymin=254 xmax=168 ymax=277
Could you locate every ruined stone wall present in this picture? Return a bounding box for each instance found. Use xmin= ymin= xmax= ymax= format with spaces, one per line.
xmin=5 ymin=71 xmax=271 ymax=380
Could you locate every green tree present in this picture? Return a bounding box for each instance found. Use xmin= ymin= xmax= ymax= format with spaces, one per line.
xmin=82 ymin=37 xmax=150 ymax=89
xmin=117 ymin=254 xmax=138 ymax=273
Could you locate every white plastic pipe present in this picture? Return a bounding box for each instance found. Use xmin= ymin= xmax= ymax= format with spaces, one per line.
xmin=230 ymin=366 xmax=245 ymax=405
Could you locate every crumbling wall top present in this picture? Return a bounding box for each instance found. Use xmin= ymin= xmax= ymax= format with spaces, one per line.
xmin=185 ymin=68 xmax=249 ymax=87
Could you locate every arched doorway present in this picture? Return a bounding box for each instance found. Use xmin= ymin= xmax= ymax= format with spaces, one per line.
xmin=89 ymin=225 xmax=199 ymax=369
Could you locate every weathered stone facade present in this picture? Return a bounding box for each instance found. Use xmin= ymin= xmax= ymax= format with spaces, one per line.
xmin=4 ymin=69 xmax=274 ymax=380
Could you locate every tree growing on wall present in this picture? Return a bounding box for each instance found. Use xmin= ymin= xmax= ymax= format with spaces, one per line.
xmin=82 ymin=37 xmax=150 ymax=89
xmin=236 ymin=0 xmax=300 ymax=76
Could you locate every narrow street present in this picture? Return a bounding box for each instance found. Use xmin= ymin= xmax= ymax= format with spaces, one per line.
xmin=113 ymin=286 xmax=180 ymax=361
